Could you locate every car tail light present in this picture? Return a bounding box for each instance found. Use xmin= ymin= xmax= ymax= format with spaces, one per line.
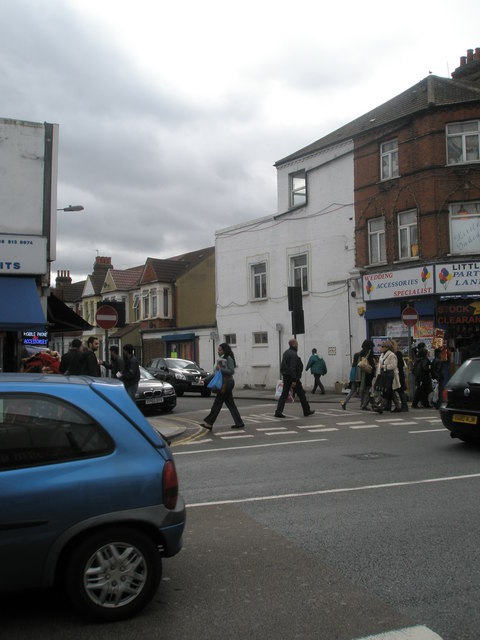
xmin=442 ymin=388 xmax=448 ymax=403
xmin=162 ymin=460 xmax=179 ymax=510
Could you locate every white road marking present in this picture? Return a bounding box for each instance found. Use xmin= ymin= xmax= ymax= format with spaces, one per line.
xmin=374 ymin=418 xmax=406 ymax=423
xmin=338 ymin=421 xmax=366 ymax=425
xmin=409 ymin=428 xmax=446 ymax=434
xmin=249 ymin=414 xmax=279 ymax=421
xmin=175 ymin=438 xmax=329 ymax=455
xmin=186 ymin=472 xmax=480 ymax=506
xmin=297 ymin=424 xmax=325 ymax=429
xmin=350 ymin=425 xmax=380 ymax=429
xmin=266 ymin=430 xmax=298 ymax=436
xmin=353 ymin=624 xmax=443 ymax=639
xmin=220 ymin=434 xmax=254 ymax=440
xmin=308 ymin=427 xmax=338 ymax=433
xmin=256 ymin=426 xmax=288 ymax=431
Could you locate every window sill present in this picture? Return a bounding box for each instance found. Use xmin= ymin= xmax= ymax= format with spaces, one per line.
xmin=393 ymin=256 xmax=419 ymax=264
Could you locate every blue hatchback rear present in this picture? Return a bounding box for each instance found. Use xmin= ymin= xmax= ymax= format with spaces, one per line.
xmin=0 ymin=373 xmax=186 ymax=621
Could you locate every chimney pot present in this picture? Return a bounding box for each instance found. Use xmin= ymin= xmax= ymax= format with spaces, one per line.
xmin=475 ymin=48 xmax=480 ymax=61
xmin=467 ymin=49 xmax=474 ymax=62
xmin=460 ymin=55 xmax=467 ymax=66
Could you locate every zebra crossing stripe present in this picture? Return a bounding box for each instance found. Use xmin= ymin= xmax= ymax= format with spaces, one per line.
xmin=353 ymin=624 xmax=443 ymax=639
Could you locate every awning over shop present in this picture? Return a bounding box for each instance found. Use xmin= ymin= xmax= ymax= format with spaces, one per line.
xmin=161 ymin=333 xmax=195 ymax=342
xmin=0 ymin=277 xmax=46 ymax=331
xmin=47 ymin=294 xmax=92 ymax=332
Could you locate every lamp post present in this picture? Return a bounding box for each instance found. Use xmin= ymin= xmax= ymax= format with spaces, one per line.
xmin=57 ymin=205 xmax=84 ymax=212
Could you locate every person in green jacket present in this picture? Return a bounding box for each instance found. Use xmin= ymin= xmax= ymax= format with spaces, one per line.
xmin=306 ymin=348 xmax=327 ymax=394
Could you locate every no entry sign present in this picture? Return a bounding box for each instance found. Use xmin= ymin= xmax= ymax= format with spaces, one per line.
xmin=96 ymin=305 xmax=118 ymax=330
xmin=401 ymin=306 xmax=419 ymax=327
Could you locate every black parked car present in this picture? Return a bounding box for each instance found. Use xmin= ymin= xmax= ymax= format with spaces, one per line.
xmin=440 ymin=357 xmax=480 ymax=443
xmin=146 ymin=358 xmax=211 ymax=396
xmin=135 ymin=366 xmax=177 ymax=413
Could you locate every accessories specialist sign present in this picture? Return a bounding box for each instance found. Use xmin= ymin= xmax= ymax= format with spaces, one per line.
xmin=363 ymin=265 xmax=434 ymax=301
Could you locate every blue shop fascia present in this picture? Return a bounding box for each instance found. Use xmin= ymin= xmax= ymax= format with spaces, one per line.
xmin=362 ymin=261 xmax=480 ymax=370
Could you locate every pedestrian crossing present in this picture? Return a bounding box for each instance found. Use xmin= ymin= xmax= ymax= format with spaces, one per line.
xmin=180 ymin=410 xmax=443 ymax=444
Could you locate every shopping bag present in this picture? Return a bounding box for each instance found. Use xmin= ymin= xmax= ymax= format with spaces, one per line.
xmin=275 ymin=380 xmax=283 ymax=399
xmin=207 ymin=369 xmax=223 ymax=392
xmin=373 ymin=370 xmax=394 ymax=395
xmin=286 ymin=388 xmax=295 ymax=403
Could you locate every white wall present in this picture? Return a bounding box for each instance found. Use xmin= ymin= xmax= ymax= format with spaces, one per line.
xmin=215 ymin=140 xmax=365 ymax=389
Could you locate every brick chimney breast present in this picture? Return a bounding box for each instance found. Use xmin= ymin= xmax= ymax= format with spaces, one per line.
xmin=451 ymin=47 xmax=480 ymax=84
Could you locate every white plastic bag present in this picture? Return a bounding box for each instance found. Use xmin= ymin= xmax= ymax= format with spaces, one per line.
xmin=275 ymin=380 xmax=283 ymax=399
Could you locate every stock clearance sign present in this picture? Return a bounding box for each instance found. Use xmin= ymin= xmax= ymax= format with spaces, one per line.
xmin=363 ymin=265 xmax=434 ymax=301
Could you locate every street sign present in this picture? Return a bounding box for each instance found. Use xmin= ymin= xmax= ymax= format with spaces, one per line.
xmin=402 ymin=306 xmax=419 ymax=327
xmin=96 ymin=305 xmax=118 ymax=330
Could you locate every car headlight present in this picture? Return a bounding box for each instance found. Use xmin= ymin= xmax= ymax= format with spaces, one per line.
xmin=174 ymin=372 xmax=186 ymax=380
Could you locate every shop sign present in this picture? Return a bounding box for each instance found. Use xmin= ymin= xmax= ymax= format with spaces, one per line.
xmin=435 ymin=262 xmax=480 ymax=294
xmin=23 ymin=330 xmax=48 ymax=346
xmin=437 ymin=300 xmax=480 ymax=326
xmin=0 ymin=234 xmax=47 ymax=274
xmin=363 ymin=265 xmax=434 ymax=301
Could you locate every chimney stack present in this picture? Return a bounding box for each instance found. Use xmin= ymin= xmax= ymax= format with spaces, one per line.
xmin=451 ymin=46 xmax=480 ymax=84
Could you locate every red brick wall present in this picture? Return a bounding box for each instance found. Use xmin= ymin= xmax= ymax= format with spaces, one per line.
xmin=354 ymin=104 xmax=480 ymax=267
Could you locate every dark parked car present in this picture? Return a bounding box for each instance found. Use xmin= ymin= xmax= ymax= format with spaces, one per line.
xmin=146 ymin=357 xmax=211 ymax=396
xmin=135 ymin=366 xmax=176 ymax=413
xmin=0 ymin=373 xmax=185 ymax=621
xmin=440 ymin=357 xmax=480 ymax=443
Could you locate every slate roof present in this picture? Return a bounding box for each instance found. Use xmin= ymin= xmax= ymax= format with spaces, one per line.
xmin=275 ymin=73 xmax=480 ymax=166
xmin=107 ymin=265 xmax=143 ymax=290
xmin=142 ymin=247 xmax=214 ymax=284
xmin=60 ymin=280 xmax=86 ymax=304
xmin=88 ymin=275 xmax=107 ymax=296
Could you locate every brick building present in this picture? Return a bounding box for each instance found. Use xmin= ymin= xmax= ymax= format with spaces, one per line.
xmin=353 ymin=47 xmax=480 ymax=370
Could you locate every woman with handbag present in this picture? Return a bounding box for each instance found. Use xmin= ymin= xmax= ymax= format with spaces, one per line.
xmin=341 ymin=351 xmax=360 ymax=409
xmin=358 ymin=339 xmax=376 ymax=410
xmin=372 ymin=340 xmax=402 ymax=413
xmin=201 ymin=343 xmax=244 ymax=431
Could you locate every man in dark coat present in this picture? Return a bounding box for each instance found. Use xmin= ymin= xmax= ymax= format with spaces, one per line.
xmin=119 ymin=344 xmax=141 ymax=400
xmin=275 ymin=338 xmax=315 ymax=418
xmin=59 ymin=338 xmax=84 ymax=375
xmin=103 ymin=345 xmax=125 ymax=378
xmin=82 ymin=336 xmax=102 ymax=376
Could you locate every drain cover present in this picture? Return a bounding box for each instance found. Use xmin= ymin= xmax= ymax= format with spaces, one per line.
xmin=347 ymin=452 xmax=395 ymax=460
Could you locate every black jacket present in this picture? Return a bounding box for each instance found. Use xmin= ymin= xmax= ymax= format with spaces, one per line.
xmin=280 ymin=347 xmax=303 ymax=379
xmin=59 ymin=348 xmax=84 ymax=375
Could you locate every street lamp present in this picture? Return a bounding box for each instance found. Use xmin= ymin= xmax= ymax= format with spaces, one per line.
xmin=57 ymin=205 xmax=84 ymax=212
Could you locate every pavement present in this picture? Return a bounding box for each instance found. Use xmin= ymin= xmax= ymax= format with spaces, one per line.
xmin=148 ymin=386 xmax=349 ymax=442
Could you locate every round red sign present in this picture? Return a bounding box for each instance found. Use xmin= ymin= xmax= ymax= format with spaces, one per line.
xmin=401 ymin=306 xmax=419 ymax=327
xmin=95 ymin=305 xmax=118 ymax=330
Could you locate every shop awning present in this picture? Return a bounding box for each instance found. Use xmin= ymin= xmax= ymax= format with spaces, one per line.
xmin=0 ymin=277 xmax=46 ymax=331
xmin=47 ymin=294 xmax=92 ymax=333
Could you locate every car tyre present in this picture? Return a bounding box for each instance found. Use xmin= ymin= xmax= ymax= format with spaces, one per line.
xmin=64 ymin=526 xmax=162 ymax=622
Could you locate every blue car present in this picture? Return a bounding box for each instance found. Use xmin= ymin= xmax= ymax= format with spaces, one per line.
xmin=0 ymin=373 xmax=186 ymax=622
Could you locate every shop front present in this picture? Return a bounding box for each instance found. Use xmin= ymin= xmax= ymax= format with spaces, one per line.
xmin=435 ymin=262 xmax=480 ymax=365
xmin=362 ymin=263 xmax=480 ymax=378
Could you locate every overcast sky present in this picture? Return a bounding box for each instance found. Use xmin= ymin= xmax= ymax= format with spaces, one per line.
xmin=1 ymin=0 xmax=479 ymax=281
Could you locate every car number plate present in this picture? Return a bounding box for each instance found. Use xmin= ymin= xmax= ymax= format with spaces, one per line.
xmin=452 ymin=413 xmax=477 ymax=425
xmin=146 ymin=397 xmax=164 ymax=405
xmin=192 ymin=381 xmax=204 ymax=386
